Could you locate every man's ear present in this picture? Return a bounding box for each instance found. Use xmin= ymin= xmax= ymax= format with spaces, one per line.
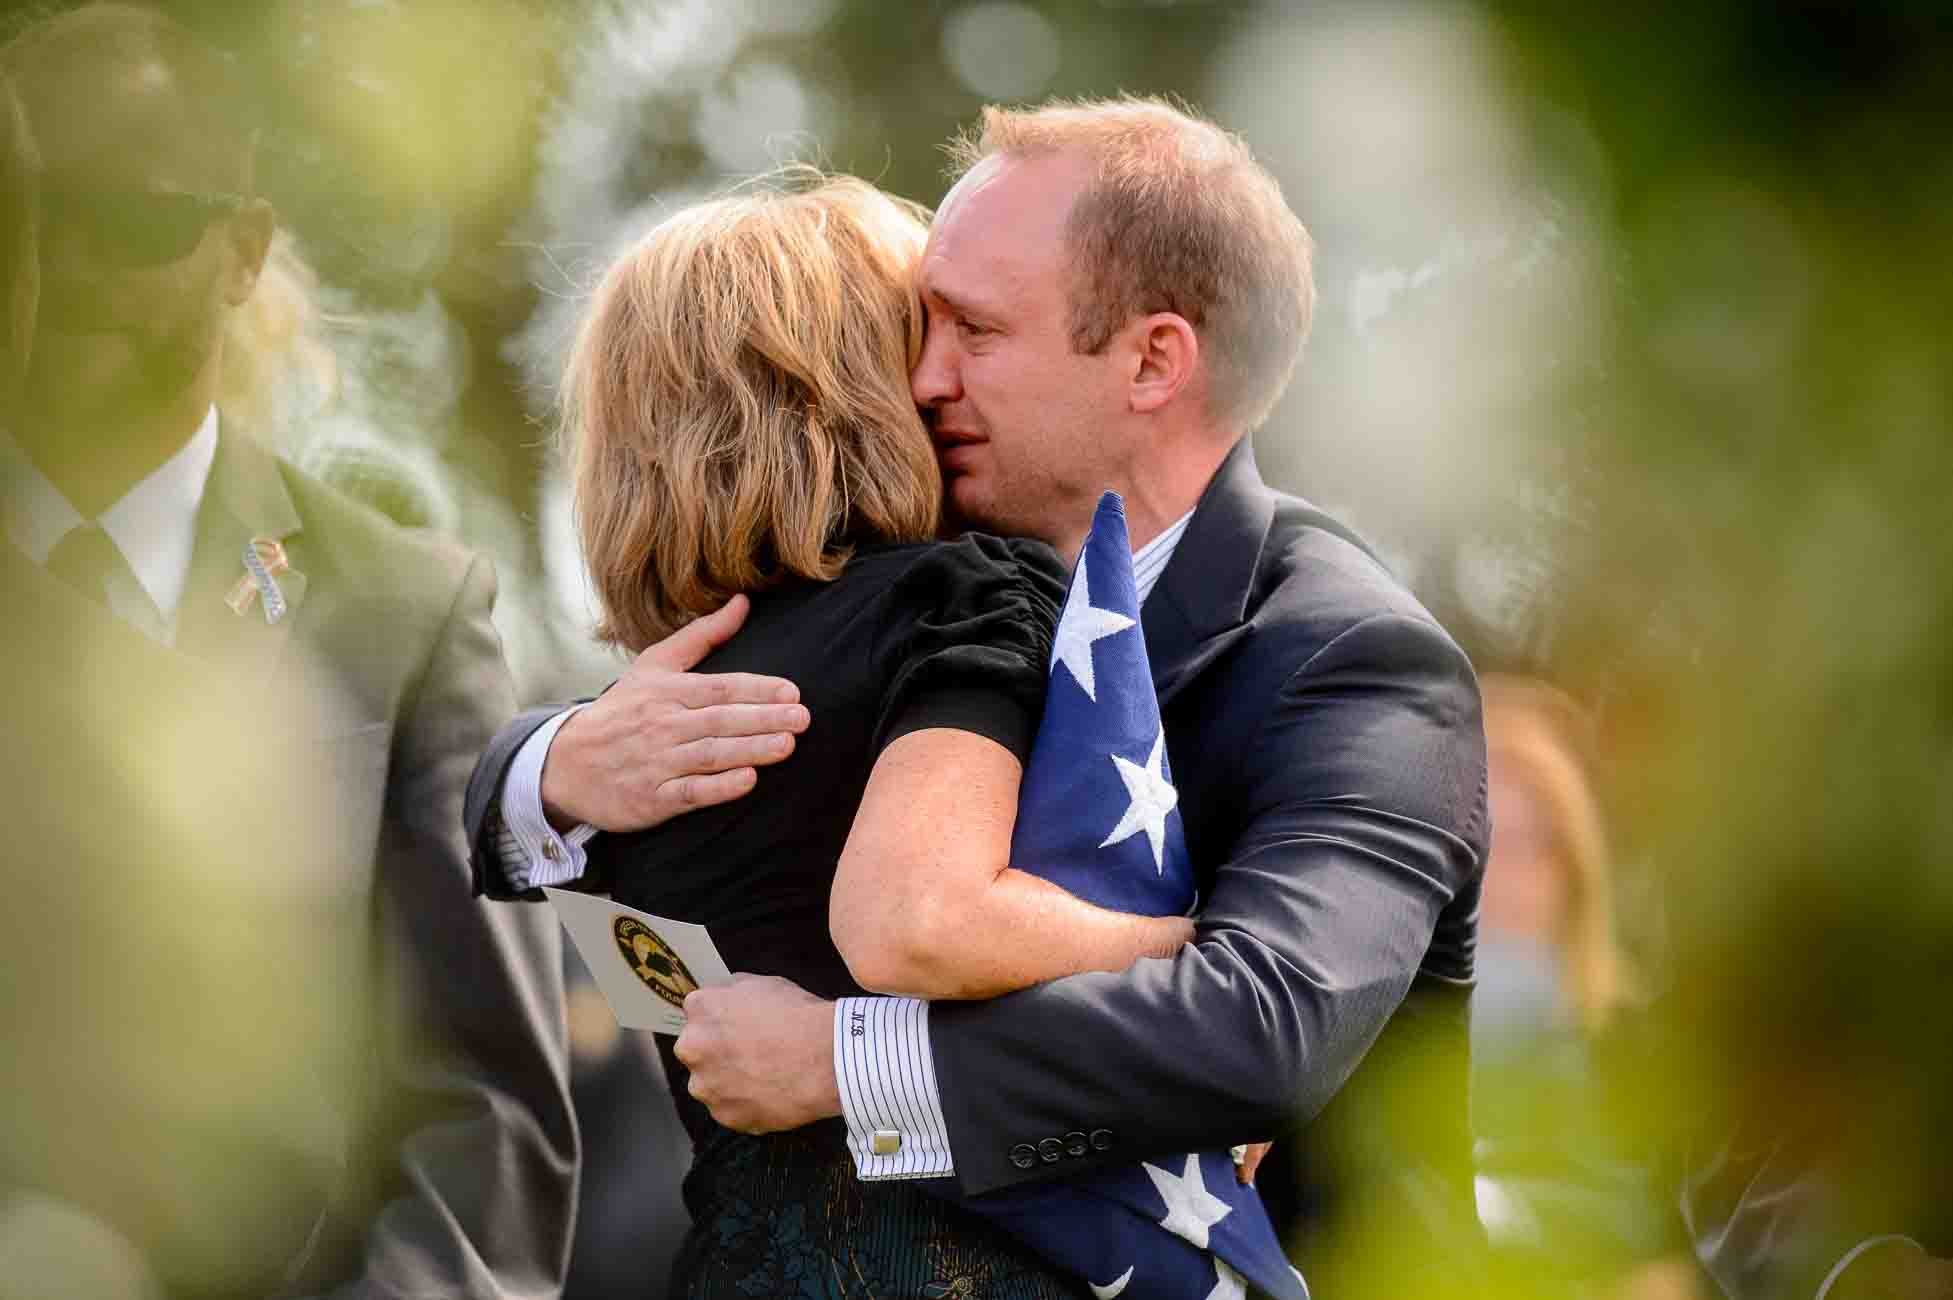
xmin=1127 ymin=312 xmax=1199 ymax=415
xmin=222 ymin=199 xmax=276 ymax=306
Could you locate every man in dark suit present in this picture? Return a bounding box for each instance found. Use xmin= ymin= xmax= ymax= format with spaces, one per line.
xmin=470 ymin=97 xmax=1486 ymax=1295
xmin=0 ymin=8 xmax=575 ymax=1295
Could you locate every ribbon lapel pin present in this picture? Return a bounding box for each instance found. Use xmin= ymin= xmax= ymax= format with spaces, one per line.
xmin=225 ymin=537 xmax=291 ymax=624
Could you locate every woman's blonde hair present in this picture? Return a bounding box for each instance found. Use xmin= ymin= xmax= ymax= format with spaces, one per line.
xmin=218 ymin=230 xmax=340 ymax=437
xmin=565 ymin=173 xmax=941 ymax=651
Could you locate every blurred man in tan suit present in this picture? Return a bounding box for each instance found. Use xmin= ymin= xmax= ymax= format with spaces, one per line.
xmin=0 ymin=8 xmax=576 ymax=1296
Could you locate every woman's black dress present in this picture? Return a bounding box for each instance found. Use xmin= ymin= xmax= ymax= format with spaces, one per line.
xmin=580 ymin=535 xmax=1085 ymax=1300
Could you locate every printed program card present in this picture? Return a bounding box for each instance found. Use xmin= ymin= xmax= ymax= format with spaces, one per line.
xmin=545 ymin=888 xmax=734 ymax=1034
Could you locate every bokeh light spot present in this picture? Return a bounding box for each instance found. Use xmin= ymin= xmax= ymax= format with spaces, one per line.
xmin=941 ymin=2 xmax=1062 ymax=102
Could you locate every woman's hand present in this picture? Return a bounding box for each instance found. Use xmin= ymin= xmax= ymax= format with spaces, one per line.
xmin=1146 ymin=915 xmax=1196 ymax=957
xmin=675 ymin=974 xmax=841 ymax=1133
xmin=1232 ymin=1141 xmax=1273 ymax=1186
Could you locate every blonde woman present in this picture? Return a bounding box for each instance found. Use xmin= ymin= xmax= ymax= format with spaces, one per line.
xmin=548 ymin=176 xmax=1190 ymax=1297
xmin=1476 ymin=672 xmax=1629 ymax=1039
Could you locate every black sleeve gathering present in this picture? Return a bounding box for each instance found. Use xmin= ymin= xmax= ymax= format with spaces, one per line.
xmin=873 ymin=534 xmax=1068 ymax=765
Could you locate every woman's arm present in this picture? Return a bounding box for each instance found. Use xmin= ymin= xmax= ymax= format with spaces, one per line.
xmin=829 ymin=727 xmax=1192 ymax=1000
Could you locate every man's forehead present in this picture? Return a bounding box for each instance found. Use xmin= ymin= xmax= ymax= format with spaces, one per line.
xmin=934 ymin=154 xmax=1009 ymax=228
xmin=925 ymin=151 xmax=1086 ymax=286
xmin=935 ymin=151 xmax=1087 ymax=236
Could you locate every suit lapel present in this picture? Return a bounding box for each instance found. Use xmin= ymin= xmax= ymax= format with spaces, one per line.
xmin=174 ymin=428 xmax=309 ymax=686
xmin=1143 ymin=437 xmax=1274 ymax=707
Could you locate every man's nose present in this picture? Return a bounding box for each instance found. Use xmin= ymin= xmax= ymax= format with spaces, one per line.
xmin=911 ymin=327 xmax=960 ymax=408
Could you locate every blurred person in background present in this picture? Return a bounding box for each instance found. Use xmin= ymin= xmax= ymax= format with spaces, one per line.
xmin=1469 ymin=673 xmax=1953 ymax=1300
xmin=1469 ymin=673 xmax=1701 ymax=1297
xmin=219 ymin=215 xmax=697 ymax=1300
xmin=215 ymin=230 xmax=465 ymax=535
xmin=0 ymin=6 xmax=575 ymax=1296
xmin=1473 ymin=672 xmax=1629 ymax=1058
xmin=475 ymin=96 xmax=1490 ymax=1298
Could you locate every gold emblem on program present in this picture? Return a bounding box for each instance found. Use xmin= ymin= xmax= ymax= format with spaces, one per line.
xmin=613 ymin=916 xmax=699 ymax=1010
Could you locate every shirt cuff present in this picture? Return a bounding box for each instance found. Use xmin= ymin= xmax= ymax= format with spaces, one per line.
xmin=497 ymin=704 xmax=599 ymax=891
xmin=834 ymin=997 xmax=954 ymax=1181
xmin=1815 ymin=1235 xmax=1926 ymax=1300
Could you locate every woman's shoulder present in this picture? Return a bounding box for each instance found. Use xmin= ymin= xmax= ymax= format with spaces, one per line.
xmin=864 ymin=535 xmax=1068 ymax=762
xmin=863 ymin=533 xmax=1068 ymax=607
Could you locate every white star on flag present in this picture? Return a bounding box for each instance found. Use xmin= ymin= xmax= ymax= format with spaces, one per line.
xmin=1204 ymin=1259 xmax=1248 ymax=1300
xmin=1101 ymin=728 xmax=1179 ymax=872
xmin=1144 ymin=1153 xmax=1233 ymax=1250
xmin=1050 ymin=550 xmax=1135 ymax=702
xmin=1089 ymin=1266 xmax=1134 ymax=1299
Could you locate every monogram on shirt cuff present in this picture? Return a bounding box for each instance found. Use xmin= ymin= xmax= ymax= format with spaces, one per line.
xmin=835 ymin=996 xmax=955 ymax=1181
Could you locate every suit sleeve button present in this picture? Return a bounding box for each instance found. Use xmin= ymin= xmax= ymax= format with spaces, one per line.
xmin=1009 ymin=1143 xmax=1038 ymax=1170
xmin=1063 ymin=1130 xmax=1090 ymax=1157
xmin=1036 ymin=1137 xmax=1064 ymax=1164
xmin=1089 ymin=1128 xmax=1115 ymax=1152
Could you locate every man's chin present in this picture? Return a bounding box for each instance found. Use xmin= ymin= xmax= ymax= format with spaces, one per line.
xmin=29 ymin=335 xmax=133 ymax=379
xmin=942 ymin=476 xmax=1003 ymax=536
xmin=22 ymin=363 xmax=155 ymax=427
xmin=26 ymin=335 xmax=173 ymax=408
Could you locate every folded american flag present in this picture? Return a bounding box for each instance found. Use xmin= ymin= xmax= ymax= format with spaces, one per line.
xmin=929 ymin=492 xmax=1309 ymax=1300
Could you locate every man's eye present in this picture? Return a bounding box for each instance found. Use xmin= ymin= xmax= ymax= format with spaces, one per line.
xmin=957 ymin=318 xmax=992 ymax=338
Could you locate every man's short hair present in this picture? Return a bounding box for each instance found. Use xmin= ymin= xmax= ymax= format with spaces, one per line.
xmin=947 ymin=95 xmax=1314 ymax=436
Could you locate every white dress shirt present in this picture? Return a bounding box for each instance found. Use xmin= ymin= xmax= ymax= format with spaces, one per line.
xmin=498 ymin=509 xmax=1195 ymax=1178
xmin=493 ymin=703 xmax=600 ymax=889
xmin=1 ymin=406 xmax=219 ymax=643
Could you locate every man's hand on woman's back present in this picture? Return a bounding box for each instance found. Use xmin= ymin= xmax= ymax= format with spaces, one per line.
xmin=540 ymin=594 xmax=811 ymax=832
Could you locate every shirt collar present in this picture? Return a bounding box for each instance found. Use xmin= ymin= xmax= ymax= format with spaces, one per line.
xmin=0 ymin=431 xmax=83 ymax=564
xmin=1131 ymin=508 xmax=1194 ymax=606
xmin=0 ymin=405 xmax=220 ymax=620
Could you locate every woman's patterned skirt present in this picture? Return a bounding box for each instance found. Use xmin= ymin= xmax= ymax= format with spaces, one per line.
xmin=672 ymin=1122 xmax=1088 ymax=1300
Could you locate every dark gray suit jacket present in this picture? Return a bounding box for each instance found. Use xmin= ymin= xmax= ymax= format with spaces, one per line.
xmin=2 ymin=429 xmax=576 ymax=1298
xmin=463 ymin=439 xmax=1487 ymax=1289
xmin=924 ymin=441 xmax=1488 ymax=1290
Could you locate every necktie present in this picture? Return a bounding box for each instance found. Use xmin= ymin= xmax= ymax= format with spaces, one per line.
xmin=45 ymin=521 xmax=129 ymax=607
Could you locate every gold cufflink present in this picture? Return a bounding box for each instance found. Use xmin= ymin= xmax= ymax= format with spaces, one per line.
xmin=870 ymin=1129 xmax=902 ymax=1156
